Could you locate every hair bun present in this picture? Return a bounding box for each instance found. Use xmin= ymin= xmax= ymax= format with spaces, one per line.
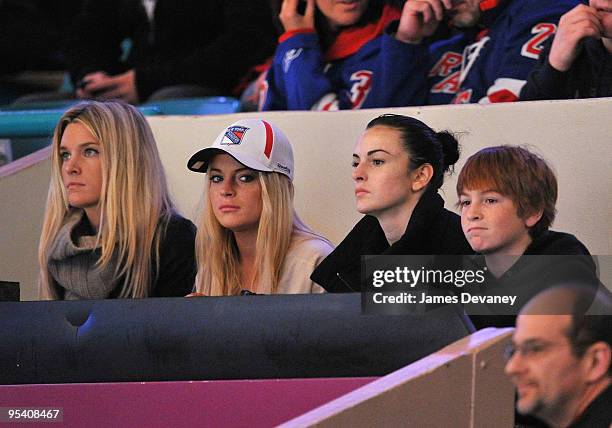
xmin=436 ymin=131 xmax=460 ymax=171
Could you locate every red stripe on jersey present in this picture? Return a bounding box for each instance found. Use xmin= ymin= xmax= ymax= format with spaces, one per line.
xmin=279 ymin=28 xmax=316 ymax=43
xmin=325 ymin=5 xmax=401 ymax=61
xmin=487 ymin=89 xmax=519 ymax=103
xmin=479 ymin=0 xmax=499 ymax=12
xmin=476 ymin=29 xmax=490 ymax=41
xmin=262 ymin=120 xmax=273 ymax=159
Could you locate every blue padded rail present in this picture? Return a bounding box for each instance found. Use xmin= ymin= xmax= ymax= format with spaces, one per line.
xmin=0 ymin=106 xmax=161 ymax=138
xmin=1 ymin=99 xmax=81 ymax=112
xmin=143 ymin=97 xmax=240 ymax=115
xmin=0 ymin=97 xmax=238 ymax=139
xmin=0 ymin=109 xmax=69 ymax=137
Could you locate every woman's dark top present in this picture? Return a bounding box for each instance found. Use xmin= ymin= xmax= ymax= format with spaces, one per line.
xmin=311 ymin=191 xmax=473 ymax=292
xmin=48 ymin=211 xmax=196 ymax=299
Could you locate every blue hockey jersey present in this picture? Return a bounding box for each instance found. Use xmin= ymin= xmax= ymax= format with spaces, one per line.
xmin=422 ymin=0 xmax=580 ymax=104
xmin=262 ymin=6 xmax=429 ymax=111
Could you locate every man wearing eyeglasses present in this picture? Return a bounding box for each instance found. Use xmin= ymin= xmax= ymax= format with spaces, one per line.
xmin=504 ymin=286 xmax=611 ymax=428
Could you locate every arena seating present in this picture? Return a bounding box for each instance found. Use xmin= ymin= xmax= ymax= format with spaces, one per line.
xmin=1 ymin=98 xmax=611 ymax=300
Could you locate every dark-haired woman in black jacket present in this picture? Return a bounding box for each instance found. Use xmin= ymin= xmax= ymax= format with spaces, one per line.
xmin=311 ymin=114 xmax=473 ymax=292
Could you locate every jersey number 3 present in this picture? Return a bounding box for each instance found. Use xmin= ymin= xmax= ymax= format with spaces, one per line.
xmin=350 ymin=70 xmax=373 ymax=109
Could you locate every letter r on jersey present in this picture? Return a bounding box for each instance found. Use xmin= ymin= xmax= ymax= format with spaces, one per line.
xmin=429 ymin=52 xmax=463 ymax=77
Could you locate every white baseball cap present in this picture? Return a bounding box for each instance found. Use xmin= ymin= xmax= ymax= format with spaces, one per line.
xmin=187 ymin=118 xmax=294 ymax=181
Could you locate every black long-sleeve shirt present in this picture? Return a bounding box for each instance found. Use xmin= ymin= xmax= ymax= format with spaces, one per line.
xmin=520 ymin=37 xmax=612 ymax=100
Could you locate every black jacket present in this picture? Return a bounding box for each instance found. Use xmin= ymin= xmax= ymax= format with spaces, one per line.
xmin=55 ymin=212 xmax=197 ymax=299
xmin=524 ymin=383 xmax=612 ymax=428
xmin=469 ymin=230 xmax=599 ymax=329
xmin=311 ymin=191 xmax=473 ymax=292
xmin=66 ymin=0 xmax=276 ymax=99
xmin=566 ymin=383 xmax=612 ymax=428
xmin=147 ymin=213 xmax=197 ymax=297
xmin=520 ymin=37 xmax=612 ymax=100
xmin=107 ymin=213 xmax=197 ymax=298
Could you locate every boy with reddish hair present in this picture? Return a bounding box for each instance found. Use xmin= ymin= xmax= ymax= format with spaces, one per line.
xmin=456 ymin=145 xmax=598 ymax=328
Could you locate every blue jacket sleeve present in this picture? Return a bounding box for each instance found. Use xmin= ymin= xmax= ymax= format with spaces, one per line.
xmin=263 ymin=29 xmax=429 ymax=111
xmin=263 ymin=33 xmax=333 ymax=111
xmin=357 ymin=32 xmax=430 ymax=109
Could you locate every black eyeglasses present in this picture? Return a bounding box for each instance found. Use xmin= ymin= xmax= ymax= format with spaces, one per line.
xmin=503 ymin=341 xmax=571 ymax=362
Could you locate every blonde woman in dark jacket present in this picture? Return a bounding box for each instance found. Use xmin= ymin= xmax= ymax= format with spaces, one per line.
xmin=38 ymin=101 xmax=196 ymax=299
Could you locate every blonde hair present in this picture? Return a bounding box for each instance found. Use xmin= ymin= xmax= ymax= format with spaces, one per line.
xmin=195 ymin=170 xmax=319 ymax=295
xmin=38 ymin=100 xmax=174 ymax=299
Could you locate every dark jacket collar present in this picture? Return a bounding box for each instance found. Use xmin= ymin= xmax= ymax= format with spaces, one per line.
xmin=566 ymin=383 xmax=612 ymax=428
xmin=333 ymin=190 xmax=447 ymax=262
xmin=311 ymin=192 xmax=453 ymax=292
xmin=387 ymin=191 xmax=446 ymax=255
xmin=523 ymin=230 xmax=591 ymax=256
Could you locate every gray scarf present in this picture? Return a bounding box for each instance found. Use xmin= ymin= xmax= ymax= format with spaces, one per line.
xmin=47 ymin=211 xmax=120 ymax=300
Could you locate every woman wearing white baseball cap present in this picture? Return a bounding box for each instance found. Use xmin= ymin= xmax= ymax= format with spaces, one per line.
xmin=187 ymin=118 xmax=333 ymax=295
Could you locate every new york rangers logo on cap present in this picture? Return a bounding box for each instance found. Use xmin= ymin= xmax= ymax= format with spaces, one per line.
xmin=221 ymin=126 xmax=249 ymax=145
